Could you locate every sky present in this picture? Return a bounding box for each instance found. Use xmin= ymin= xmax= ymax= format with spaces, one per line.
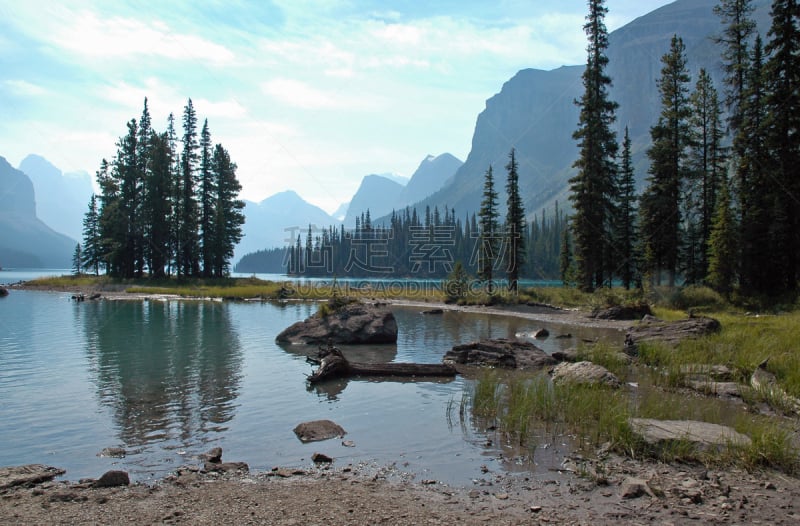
xmin=0 ymin=0 xmax=673 ymax=214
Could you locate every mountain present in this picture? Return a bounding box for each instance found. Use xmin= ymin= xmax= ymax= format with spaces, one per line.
xmin=399 ymin=0 xmax=773 ymax=222
xmin=235 ymin=190 xmax=336 ymax=262
xmin=18 ymin=154 xmax=94 ymax=241
xmin=343 ymin=175 xmax=406 ymax=227
xmin=0 ymin=156 xmax=77 ymax=268
xmin=344 ymin=153 xmax=462 ymax=226
xmin=331 ymin=202 xmax=349 ymax=222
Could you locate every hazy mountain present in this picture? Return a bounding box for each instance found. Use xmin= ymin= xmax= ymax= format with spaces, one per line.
xmin=235 ymin=190 xmax=336 ymax=263
xmin=18 ymin=154 xmax=93 ymax=241
xmin=398 ymin=153 xmax=463 ymax=206
xmin=344 ymin=153 xmax=462 ymax=226
xmin=399 ymin=0 xmax=773 ymax=222
xmin=0 ymin=156 xmax=77 ymax=268
xmin=331 ymin=201 xmax=349 ymax=222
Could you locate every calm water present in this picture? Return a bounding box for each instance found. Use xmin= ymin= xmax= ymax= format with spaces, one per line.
xmin=0 ymin=290 xmax=622 ymax=486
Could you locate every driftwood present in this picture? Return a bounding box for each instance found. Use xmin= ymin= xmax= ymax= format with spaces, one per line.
xmin=307 ymin=344 xmax=456 ymax=384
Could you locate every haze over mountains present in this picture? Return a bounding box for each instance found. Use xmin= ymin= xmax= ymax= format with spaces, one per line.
xmin=0 ymin=156 xmax=76 ymax=268
xmin=1 ymin=0 xmax=774 ymax=269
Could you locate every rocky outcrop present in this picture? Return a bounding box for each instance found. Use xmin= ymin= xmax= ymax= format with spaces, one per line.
xmin=550 ymin=361 xmax=621 ymax=388
xmin=625 ymin=316 xmax=721 ymax=353
xmin=444 ymin=338 xmax=557 ymax=370
xmin=293 ymin=420 xmax=346 ymax=443
xmin=94 ymin=470 xmax=130 ymax=488
xmin=0 ymin=464 xmax=65 ymax=489
xmin=276 ymin=301 xmax=398 ymax=345
xmin=0 ymin=286 xmax=8 ymax=297
xmin=629 ymin=418 xmax=751 ymax=452
xmin=307 ymin=345 xmax=455 ymax=383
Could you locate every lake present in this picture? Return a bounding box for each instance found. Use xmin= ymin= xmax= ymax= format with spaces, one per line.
xmin=0 ymin=289 xmax=623 ymax=486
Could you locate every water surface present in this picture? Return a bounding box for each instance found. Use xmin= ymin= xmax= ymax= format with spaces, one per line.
xmin=0 ymin=290 xmax=622 ymax=485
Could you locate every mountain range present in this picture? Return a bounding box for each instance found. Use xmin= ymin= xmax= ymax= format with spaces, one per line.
xmin=395 ymin=0 xmax=774 ymax=223
xmin=0 ymin=156 xmax=76 ymax=268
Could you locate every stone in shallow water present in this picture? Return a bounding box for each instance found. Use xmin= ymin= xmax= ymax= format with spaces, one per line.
xmin=293 ymin=420 xmax=347 ymax=443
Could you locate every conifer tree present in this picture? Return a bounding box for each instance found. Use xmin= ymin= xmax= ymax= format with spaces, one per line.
xmin=81 ymin=194 xmax=102 ymax=275
xmin=477 ymin=165 xmax=499 ymax=294
xmin=72 ymin=244 xmax=82 ymax=276
xmin=640 ymin=35 xmax=691 ymax=288
xmin=707 ymin=176 xmax=738 ymax=296
xmin=614 ymin=127 xmax=638 ymax=289
xmin=143 ymin=132 xmax=173 ymax=278
xmin=504 ymin=148 xmax=525 ymax=294
xmin=568 ymin=0 xmax=619 ymax=292
xmin=210 ymin=144 xmax=245 ymax=277
xmin=178 ymin=98 xmax=200 ymax=277
xmin=199 ymin=119 xmax=215 ymax=276
xmin=763 ymin=0 xmax=800 ymax=293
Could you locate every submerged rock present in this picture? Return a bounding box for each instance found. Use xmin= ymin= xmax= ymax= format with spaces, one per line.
xmin=276 ymin=300 xmax=397 ymax=345
xmin=98 ymin=447 xmax=126 ymax=458
xmin=444 ymin=338 xmax=557 ymax=370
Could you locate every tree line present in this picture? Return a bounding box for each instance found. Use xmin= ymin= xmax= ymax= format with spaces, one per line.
xmin=566 ymin=0 xmax=799 ymax=299
xmin=77 ymin=98 xmax=245 ymax=279
xmin=236 ymin=152 xmax=566 ymax=285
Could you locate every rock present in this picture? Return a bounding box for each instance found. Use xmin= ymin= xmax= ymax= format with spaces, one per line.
xmin=421 ymin=308 xmax=443 ymax=315
xmin=204 ymin=462 xmax=249 ymax=473
xmin=0 ymin=464 xmax=65 ymax=489
xmin=687 ymin=380 xmax=742 ymax=398
xmin=552 ymin=348 xmax=580 ymax=362
xmin=533 ymin=328 xmax=549 ymax=339
xmin=625 ymin=316 xmax=721 ymax=353
xmin=0 ymin=286 xmax=8 ymax=297
xmin=551 ymin=361 xmax=621 ymax=388
xmin=199 ymin=447 xmax=223 ymax=463
xmin=444 ymin=338 xmax=557 ymax=370
xmin=750 ymin=359 xmax=800 ymax=413
xmin=681 ymin=364 xmax=735 ymax=381
xmin=629 ymin=418 xmax=752 ymax=451
xmin=275 ymin=301 xmax=398 ymax=345
xmin=293 ymin=420 xmax=347 ymax=443
xmin=311 ymin=452 xmax=333 ymax=463
xmin=591 ymin=304 xmax=652 ymax=320
xmin=98 ymin=447 xmax=126 ymax=458
xmin=94 ymin=470 xmax=130 ymax=488
xmin=620 ymin=477 xmax=655 ymax=499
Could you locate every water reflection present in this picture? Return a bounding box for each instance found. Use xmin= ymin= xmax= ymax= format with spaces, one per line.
xmin=80 ymin=300 xmax=243 ymax=447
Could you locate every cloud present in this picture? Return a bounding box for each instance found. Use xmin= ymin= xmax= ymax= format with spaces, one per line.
xmin=261 ymin=78 xmax=376 ymax=111
xmin=46 ymin=9 xmax=235 ymax=64
xmin=3 ymin=80 xmax=48 ymax=97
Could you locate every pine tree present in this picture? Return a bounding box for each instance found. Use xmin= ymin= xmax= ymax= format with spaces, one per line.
xmin=568 ymin=0 xmax=619 ymax=292
xmin=143 ymin=132 xmax=173 ymax=278
xmin=477 ymin=165 xmax=499 ymax=293
xmin=684 ymin=69 xmax=727 ymax=283
xmin=713 ymin=0 xmax=757 ymax=132
xmin=72 ymin=244 xmax=82 ymax=276
xmin=178 ymin=98 xmax=200 ymax=277
xmin=640 ymin=35 xmax=691 ymax=288
xmin=707 ymin=176 xmax=738 ymax=296
xmin=559 ymin=227 xmax=574 ymax=286
xmin=199 ymin=119 xmax=215 ymax=276
xmin=504 ymin=148 xmax=526 ymax=294
xmin=210 ymin=144 xmax=245 ymax=277
xmin=614 ymin=127 xmax=638 ymax=289
xmin=81 ymin=194 xmax=102 ymax=275
xmin=763 ymin=0 xmax=800 ymax=293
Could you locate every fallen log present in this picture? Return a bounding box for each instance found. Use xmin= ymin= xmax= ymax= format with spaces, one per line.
xmin=308 ymin=344 xmax=456 ymax=383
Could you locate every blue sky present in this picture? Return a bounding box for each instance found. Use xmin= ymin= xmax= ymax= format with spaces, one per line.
xmin=0 ymin=0 xmax=673 ymax=213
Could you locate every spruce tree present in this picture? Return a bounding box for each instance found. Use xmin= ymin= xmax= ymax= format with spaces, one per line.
xmin=81 ymin=194 xmax=102 ymax=275
xmin=199 ymin=119 xmax=215 ymax=276
xmin=504 ymin=148 xmax=526 ymax=294
xmin=640 ymin=35 xmax=691 ymax=288
xmin=477 ymin=165 xmax=499 ymax=294
xmin=210 ymin=144 xmax=245 ymax=277
xmin=614 ymin=127 xmax=638 ymax=289
xmin=143 ymin=132 xmax=173 ymax=278
xmin=707 ymin=176 xmax=738 ymax=297
xmin=72 ymin=244 xmax=82 ymax=276
xmin=178 ymin=98 xmax=200 ymax=277
xmin=568 ymin=0 xmax=619 ymax=292
xmin=763 ymin=0 xmax=800 ymax=293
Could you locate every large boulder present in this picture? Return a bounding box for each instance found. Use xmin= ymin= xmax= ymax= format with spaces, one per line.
xmin=276 ymin=301 xmax=397 ymax=345
xmin=625 ymin=316 xmax=721 ymax=354
xmin=591 ymin=303 xmax=652 ymax=320
xmin=0 ymin=286 xmax=8 ymax=297
xmin=551 ymin=361 xmax=621 ymax=388
xmin=444 ymin=338 xmax=557 ymax=370
xmin=293 ymin=420 xmax=346 ymax=443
